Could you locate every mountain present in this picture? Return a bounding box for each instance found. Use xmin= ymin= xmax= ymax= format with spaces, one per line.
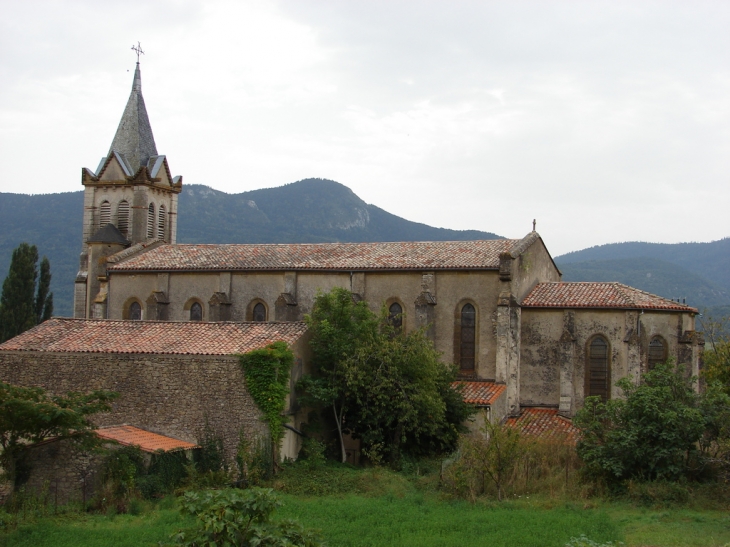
xmin=178 ymin=179 xmax=499 ymax=244
xmin=556 ymin=239 xmax=730 ymax=291
xmin=0 ymin=179 xmax=502 ymax=317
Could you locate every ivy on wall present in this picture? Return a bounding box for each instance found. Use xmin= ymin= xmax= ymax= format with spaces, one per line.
xmin=238 ymin=341 xmax=294 ymax=444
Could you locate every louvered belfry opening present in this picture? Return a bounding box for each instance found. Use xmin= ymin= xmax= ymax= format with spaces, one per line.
xmin=190 ymin=302 xmax=202 ymax=321
xmin=460 ymin=303 xmax=476 ymax=371
xmin=147 ymin=203 xmax=155 ymax=239
xmin=117 ymin=201 xmax=130 ymax=238
xmin=589 ymin=336 xmax=609 ymax=401
xmin=99 ymin=201 xmax=111 ymax=228
xmin=253 ymin=303 xmax=266 ymax=322
xmin=388 ymin=302 xmax=403 ymax=333
xmin=158 ymin=205 xmax=166 ymax=241
xmin=648 ymin=336 xmax=666 ymax=370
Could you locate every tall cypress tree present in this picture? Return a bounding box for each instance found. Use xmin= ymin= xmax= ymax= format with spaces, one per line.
xmin=0 ymin=243 xmax=53 ymax=343
xmin=34 ymin=257 xmax=53 ymax=323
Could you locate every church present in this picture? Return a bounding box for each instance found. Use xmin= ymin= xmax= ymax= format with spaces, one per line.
xmin=1 ymin=62 xmax=704 ymax=459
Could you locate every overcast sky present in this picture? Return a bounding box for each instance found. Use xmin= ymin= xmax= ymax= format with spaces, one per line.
xmin=1 ymin=0 xmax=728 ymax=255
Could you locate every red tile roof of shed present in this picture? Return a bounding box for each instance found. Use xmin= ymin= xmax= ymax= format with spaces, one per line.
xmin=106 ymin=239 xmax=518 ymax=272
xmin=96 ymin=425 xmax=198 ymax=453
xmin=505 ymin=408 xmax=579 ymax=442
xmin=0 ymin=318 xmax=307 ymax=355
xmin=521 ymin=282 xmax=696 ymax=312
xmin=453 ymin=381 xmax=506 ymax=406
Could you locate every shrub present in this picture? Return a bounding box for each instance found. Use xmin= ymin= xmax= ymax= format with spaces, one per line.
xmin=170 ymin=488 xmax=323 ymax=547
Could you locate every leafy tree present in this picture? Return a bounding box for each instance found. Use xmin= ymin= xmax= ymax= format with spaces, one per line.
xmin=574 ymin=361 xmax=728 ymax=483
xmin=345 ymin=322 xmax=470 ymax=464
xmin=0 ymin=381 xmax=118 ymax=485
xmin=0 ymin=243 xmax=53 ymax=343
xmin=298 ymin=287 xmax=471 ymax=465
xmin=172 ymin=488 xmax=323 ymax=547
xmin=298 ymin=287 xmax=379 ymax=462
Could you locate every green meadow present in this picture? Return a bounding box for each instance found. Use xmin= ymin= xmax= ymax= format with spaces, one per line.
xmin=1 ymin=465 xmax=729 ymax=547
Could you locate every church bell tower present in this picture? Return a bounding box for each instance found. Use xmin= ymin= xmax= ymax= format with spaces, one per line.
xmin=74 ymin=53 xmax=183 ymax=319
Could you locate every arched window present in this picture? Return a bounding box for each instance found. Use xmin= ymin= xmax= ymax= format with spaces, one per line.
xmin=117 ymin=200 xmax=130 ymax=237
xmin=129 ymin=301 xmax=142 ymax=321
xmin=158 ymin=205 xmax=166 ymax=240
xmin=388 ymin=302 xmax=403 ymax=333
xmin=190 ymin=302 xmax=202 ymax=322
xmin=648 ymin=336 xmax=667 ymax=370
xmin=252 ymin=302 xmax=266 ymax=322
xmin=99 ymin=201 xmax=111 ymax=228
xmin=588 ymin=336 xmax=609 ymax=401
xmin=147 ymin=203 xmax=155 ymax=239
xmin=460 ymin=303 xmax=476 ymax=371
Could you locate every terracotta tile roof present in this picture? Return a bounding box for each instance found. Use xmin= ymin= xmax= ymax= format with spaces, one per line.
xmin=106 ymin=240 xmax=519 ymax=272
xmin=505 ymin=408 xmax=579 ymax=442
xmin=453 ymin=381 xmax=506 ymax=406
xmin=521 ymin=282 xmax=697 ymax=312
xmin=96 ymin=425 xmax=198 ymax=453
xmin=0 ymin=318 xmax=307 ymax=355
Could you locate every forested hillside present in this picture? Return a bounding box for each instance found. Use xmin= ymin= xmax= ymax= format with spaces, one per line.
xmin=556 ymin=239 xmax=730 ymax=290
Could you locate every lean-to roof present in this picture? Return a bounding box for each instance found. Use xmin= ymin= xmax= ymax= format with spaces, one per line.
xmin=0 ymin=318 xmax=308 ymax=355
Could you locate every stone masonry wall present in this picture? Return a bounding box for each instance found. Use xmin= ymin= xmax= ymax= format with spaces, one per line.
xmin=0 ymin=352 xmax=268 ymax=463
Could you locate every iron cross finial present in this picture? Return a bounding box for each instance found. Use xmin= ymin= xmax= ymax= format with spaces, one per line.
xmin=131 ymin=42 xmax=145 ymax=63
xmin=533 ymin=219 xmax=536 ymax=231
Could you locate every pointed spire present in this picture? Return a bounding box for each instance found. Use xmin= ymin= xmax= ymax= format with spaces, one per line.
xmin=109 ymin=62 xmax=158 ymax=172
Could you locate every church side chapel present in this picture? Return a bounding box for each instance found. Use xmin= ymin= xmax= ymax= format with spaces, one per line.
xmin=0 ymin=56 xmax=703 ymax=467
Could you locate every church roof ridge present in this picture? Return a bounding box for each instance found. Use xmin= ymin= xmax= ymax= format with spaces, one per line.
xmin=108 ymin=62 xmax=158 ymax=172
xmin=521 ymin=281 xmax=697 ymax=312
xmin=106 ymin=239 xmax=520 ymax=273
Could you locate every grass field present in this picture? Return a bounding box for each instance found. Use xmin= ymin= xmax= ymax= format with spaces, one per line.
xmin=2 ymin=493 xmax=729 ymax=547
xmin=1 ymin=465 xmax=729 ymax=547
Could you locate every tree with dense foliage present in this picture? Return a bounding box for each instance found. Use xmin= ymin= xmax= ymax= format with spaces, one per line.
xmin=574 ymin=361 xmax=730 ymax=484
xmin=172 ymin=487 xmax=323 ymax=547
xmin=0 ymin=381 xmax=118 ymax=485
xmin=0 ymin=243 xmax=53 ymax=343
xmin=298 ymin=287 xmax=472 ymax=465
xmin=298 ymin=287 xmax=380 ymax=462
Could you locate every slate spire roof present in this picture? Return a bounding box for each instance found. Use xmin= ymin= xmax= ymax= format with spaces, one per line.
xmin=108 ymin=62 xmax=158 ymax=171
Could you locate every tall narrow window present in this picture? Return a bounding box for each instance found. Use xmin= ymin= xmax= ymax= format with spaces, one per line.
xmin=190 ymin=302 xmax=202 ymax=321
xmin=117 ymin=200 xmax=130 ymax=238
xmin=460 ymin=303 xmax=476 ymax=371
xmin=588 ymin=336 xmax=609 ymax=401
xmin=388 ymin=302 xmax=403 ymax=333
xmin=253 ymin=302 xmax=266 ymax=322
xmin=147 ymin=203 xmax=155 ymax=239
xmin=99 ymin=201 xmax=111 ymax=228
xmin=129 ymin=301 xmax=142 ymax=321
xmin=648 ymin=336 xmax=666 ymax=370
xmin=158 ymin=205 xmax=166 ymax=240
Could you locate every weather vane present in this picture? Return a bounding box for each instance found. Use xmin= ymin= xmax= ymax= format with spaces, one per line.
xmin=131 ymin=42 xmax=145 ymax=63
xmin=533 ymin=219 xmax=536 ymax=231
